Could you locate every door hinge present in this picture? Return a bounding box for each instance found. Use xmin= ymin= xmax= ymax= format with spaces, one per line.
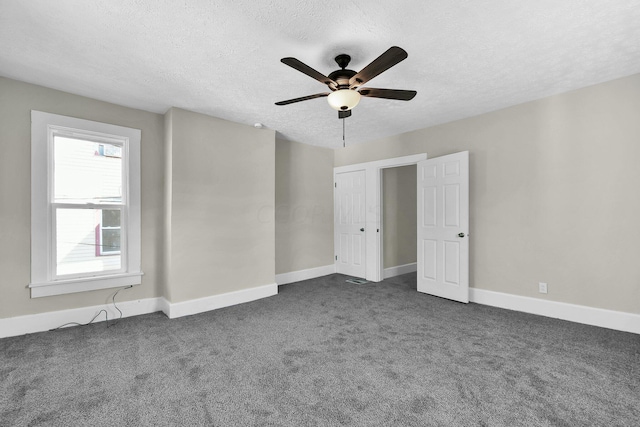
xmin=335 ymin=255 xmax=337 ymax=260
xmin=334 ymin=182 xmax=337 ymax=188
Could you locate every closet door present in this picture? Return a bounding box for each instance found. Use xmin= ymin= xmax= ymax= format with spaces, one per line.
xmin=335 ymin=170 xmax=366 ymax=278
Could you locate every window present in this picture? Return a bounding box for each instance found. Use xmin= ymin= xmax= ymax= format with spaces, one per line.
xmin=30 ymin=111 xmax=142 ymax=297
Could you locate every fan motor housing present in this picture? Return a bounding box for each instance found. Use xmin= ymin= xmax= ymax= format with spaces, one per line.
xmin=328 ymin=69 xmax=356 ymax=88
xmin=329 ymin=54 xmax=357 ymax=89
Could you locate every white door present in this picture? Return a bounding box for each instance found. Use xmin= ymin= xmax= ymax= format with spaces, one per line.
xmin=417 ymin=151 xmax=469 ymax=303
xmin=335 ymin=170 xmax=366 ymax=278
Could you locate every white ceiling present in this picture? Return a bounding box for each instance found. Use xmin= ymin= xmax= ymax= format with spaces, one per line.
xmin=2 ymin=1 xmax=640 ymax=147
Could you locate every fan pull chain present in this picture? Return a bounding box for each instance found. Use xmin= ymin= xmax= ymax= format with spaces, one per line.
xmin=342 ymin=117 xmax=346 ymax=148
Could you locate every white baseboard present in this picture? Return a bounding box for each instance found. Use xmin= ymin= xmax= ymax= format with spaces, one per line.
xmin=470 ymin=288 xmax=640 ymax=335
xmin=1 ymin=283 xmax=279 ymax=338
xmin=5 ymin=281 xmax=634 ymax=338
xmin=383 ymin=262 xmax=417 ymax=279
xmin=0 ymin=297 xmax=164 ymax=339
xmin=162 ymin=283 xmax=278 ymax=319
xmin=276 ymin=264 xmax=336 ymax=286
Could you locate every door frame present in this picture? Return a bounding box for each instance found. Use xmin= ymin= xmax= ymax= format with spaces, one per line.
xmin=334 ymin=153 xmax=427 ymax=282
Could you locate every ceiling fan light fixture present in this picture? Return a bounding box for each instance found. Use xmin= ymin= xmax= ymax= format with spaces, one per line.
xmin=327 ymin=89 xmax=361 ymax=111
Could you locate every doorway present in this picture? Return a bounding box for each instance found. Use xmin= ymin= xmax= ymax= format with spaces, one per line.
xmin=381 ymin=165 xmax=417 ymax=279
xmin=333 ymin=152 xmax=469 ymax=303
xmin=333 ymin=154 xmax=427 ymax=281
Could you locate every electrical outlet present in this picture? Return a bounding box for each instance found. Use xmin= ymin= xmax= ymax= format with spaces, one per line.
xmin=539 ymin=282 xmax=548 ymax=294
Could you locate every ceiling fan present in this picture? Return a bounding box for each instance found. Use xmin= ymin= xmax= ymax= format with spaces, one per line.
xmin=275 ymin=46 xmax=417 ymax=119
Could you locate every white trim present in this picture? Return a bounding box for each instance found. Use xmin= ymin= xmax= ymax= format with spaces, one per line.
xmin=0 ymin=296 xmax=163 ymax=339
xmin=1 ymin=283 xmax=280 ymax=338
xmin=334 ymin=154 xmax=427 ymax=283
xmin=162 ymin=283 xmax=278 ymax=319
xmin=383 ymin=262 xmax=417 ymax=279
xmin=469 ymin=288 xmax=640 ymax=335
xmin=158 ymin=297 xmax=171 ymax=317
xmin=276 ymin=265 xmax=336 ymax=285
xmin=29 ymin=273 xmax=143 ymax=298
xmin=6 ymin=283 xmax=634 ymax=338
xmin=333 ymin=154 xmax=428 ymax=174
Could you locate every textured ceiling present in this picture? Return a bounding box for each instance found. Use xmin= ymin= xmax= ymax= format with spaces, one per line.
xmin=1 ymin=1 xmax=640 ymax=147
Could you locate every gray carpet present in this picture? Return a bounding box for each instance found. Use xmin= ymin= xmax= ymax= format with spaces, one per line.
xmin=1 ymin=273 xmax=639 ymax=426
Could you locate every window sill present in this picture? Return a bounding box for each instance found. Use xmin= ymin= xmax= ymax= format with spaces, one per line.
xmin=29 ymin=272 xmax=144 ymax=298
xmin=98 ymin=252 xmax=121 ymax=257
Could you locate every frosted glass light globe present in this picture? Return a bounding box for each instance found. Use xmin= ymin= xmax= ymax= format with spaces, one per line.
xmin=327 ymin=89 xmax=361 ymax=111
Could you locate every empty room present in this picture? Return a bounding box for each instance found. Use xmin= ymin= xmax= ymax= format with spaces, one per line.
xmin=1 ymin=1 xmax=639 ymax=425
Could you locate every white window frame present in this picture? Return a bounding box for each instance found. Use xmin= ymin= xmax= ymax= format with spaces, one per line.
xmin=30 ymin=111 xmax=143 ymax=298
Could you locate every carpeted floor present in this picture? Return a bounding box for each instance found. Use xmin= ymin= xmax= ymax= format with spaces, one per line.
xmin=1 ymin=273 xmax=639 ymax=426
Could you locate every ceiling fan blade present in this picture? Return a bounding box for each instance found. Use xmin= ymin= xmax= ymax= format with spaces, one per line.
xmin=338 ymin=110 xmax=352 ymax=119
xmin=358 ymin=88 xmax=417 ymax=101
xmin=275 ymin=93 xmax=330 ymax=106
xmin=281 ymin=57 xmax=337 ymax=89
xmin=349 ymin=46 xmax=408 ymax=88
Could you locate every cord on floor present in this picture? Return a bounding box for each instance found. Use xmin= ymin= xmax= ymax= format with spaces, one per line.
xmin=49 ymin=285 xmax=133 ymax=331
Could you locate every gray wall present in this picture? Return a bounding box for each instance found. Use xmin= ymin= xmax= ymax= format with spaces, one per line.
xmin=275 ymin=138 xmax=334 ymax=274
xmin=0 ymin=77 xmax=165 ymax=318
xmin=4 ymin=72 xmax=638 ymax=320
xmin=335 ymin=73 xmax=640 ymax=315
xmin=382 ymin=165 xmax=417 ymax=269
xmin=165 ymin=108 xmax=275 ymax=303
xmin=0 ymin=78 xmax=277 ymax=318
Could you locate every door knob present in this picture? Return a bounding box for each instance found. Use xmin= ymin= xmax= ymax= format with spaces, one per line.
xmin=360 ymin=228 xmax=365 ymax=232
xmin=458 ymin=232 xmax=465 ymax=238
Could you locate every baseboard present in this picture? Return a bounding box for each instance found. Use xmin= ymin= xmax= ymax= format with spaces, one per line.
xmin=1 ymin=283 xmax=280 ymax=338
xmin=6 ymin=281 xmax=633 ymax=338
xmin=383 ymin=262 xmax=417 ymax=279
xmin=162 ymin=283 xmax=278 ymax=319
xmin=469 ymin=288 xmax=640 ymax=335
xmin=276 ymin=265 xmax=336 ymax=286
xmin=0 ymin=297 xmax=164 ymax=339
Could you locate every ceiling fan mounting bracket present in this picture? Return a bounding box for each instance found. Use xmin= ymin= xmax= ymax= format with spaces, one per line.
xmin=330 ymin=54 xmax=357 ymax=87
xmin=335 ymin=54 xmax=351 ymax=69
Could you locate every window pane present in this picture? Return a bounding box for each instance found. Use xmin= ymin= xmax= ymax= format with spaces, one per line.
xmin=102 ymin=229 xmax=121 ymax=253
xmin=56 ymin=208 xmax=121 ymax=276
xmin=54 ymin=136 xmax=122 ymax=203
xmin=102 ymin=209 xmax=121 ymax=227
